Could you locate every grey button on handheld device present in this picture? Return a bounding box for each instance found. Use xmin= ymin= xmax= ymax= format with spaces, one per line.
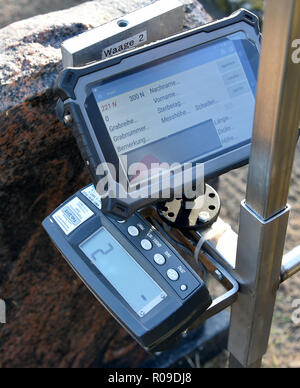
xmin=180 ymin=284 xmax=188 ymax=291
xmin=167 ymin=269 xmax=179 ymax=281
xmin=154 ymin=253 xmax=166 ymax=266
xmin=141 ymin=239 xmax=153 ymax=251
xmin=127 ymin=225 xmax=139 ymax=237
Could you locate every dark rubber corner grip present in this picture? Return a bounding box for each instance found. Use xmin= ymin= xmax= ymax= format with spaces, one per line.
xmin=232 ymin=8 xmax=260 ymax=34
xmin=101 ymin=196 xmax=160 ymax=220
xmin=56 ymin=68 xmax=77 ymax=100
xmin=56 ymin=98 xmax=65 ymax=124
xmin=190 ymin=8 xmax=259 ymax=36
xmin=64 ymin=101 xmax=101 ymax=184
xmin=55 ymin=56 xmax=123 ymax=101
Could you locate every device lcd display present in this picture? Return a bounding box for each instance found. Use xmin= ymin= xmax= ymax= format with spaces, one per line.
xmin=80 ymin=227 xmax=167 ymax=317
xmin=92 ymin=32 xmax=258 ymax=177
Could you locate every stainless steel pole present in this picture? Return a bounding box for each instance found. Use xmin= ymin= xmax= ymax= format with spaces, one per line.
xmin=228 ymin=0 xmax=300 ymax=368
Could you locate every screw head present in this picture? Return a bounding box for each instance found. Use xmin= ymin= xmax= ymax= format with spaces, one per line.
xmin=215 ymin=270 xmax=224 ymax=281
xmin=63 ymin=114 xmax=73 ymax=126
xmin=198 ymin=211 xmax=210 ymax=222
xmin=182 ymin=330 xmax=188 ymax=338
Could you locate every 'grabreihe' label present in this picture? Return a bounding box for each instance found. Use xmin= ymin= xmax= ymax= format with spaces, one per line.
xmin=102 ymin=31 xmax=147 ymax=59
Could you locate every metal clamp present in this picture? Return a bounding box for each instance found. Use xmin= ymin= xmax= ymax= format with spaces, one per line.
xmin=61 ymin=0 xmax=184 ymax=67
xmin=190 ymin=248 xmax=239 ymax=327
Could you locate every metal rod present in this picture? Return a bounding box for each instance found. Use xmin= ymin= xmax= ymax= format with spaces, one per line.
xmin=228 ymin=0 xmax=300 ymax=368
xmin=245 ymin=0 xmax=300 ymax=219
xmin=281 ymin=245 xmax=300 ymax=283
xmin=229 ymin=354 xmax=262 ymax=369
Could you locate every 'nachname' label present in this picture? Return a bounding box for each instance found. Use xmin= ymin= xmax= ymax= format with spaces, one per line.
xmin=102 ymin=31 xmax=147 ymax=59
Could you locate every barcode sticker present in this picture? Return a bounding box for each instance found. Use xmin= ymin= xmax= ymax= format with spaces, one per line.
xmin=81 ymin=185 xmax=102 ymax=210
xmin=52 ymin=197 xmax=94 ymax=235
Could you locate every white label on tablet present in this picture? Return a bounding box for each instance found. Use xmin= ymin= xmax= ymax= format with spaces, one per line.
xmin=81 ymin=185 xmax=102 ymax=210
xmin=52 ymin=197 xmax=94 ymax=235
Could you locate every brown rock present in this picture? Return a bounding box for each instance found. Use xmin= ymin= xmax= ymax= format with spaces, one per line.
xmin=0 ymin=0 xmax=211 ymax=368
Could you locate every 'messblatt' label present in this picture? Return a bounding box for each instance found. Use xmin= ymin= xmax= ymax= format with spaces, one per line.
xmin=52 ymin=197 xmax=94 ymax=235
xmin=102 ymin=31 xmax=147 ymax=59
